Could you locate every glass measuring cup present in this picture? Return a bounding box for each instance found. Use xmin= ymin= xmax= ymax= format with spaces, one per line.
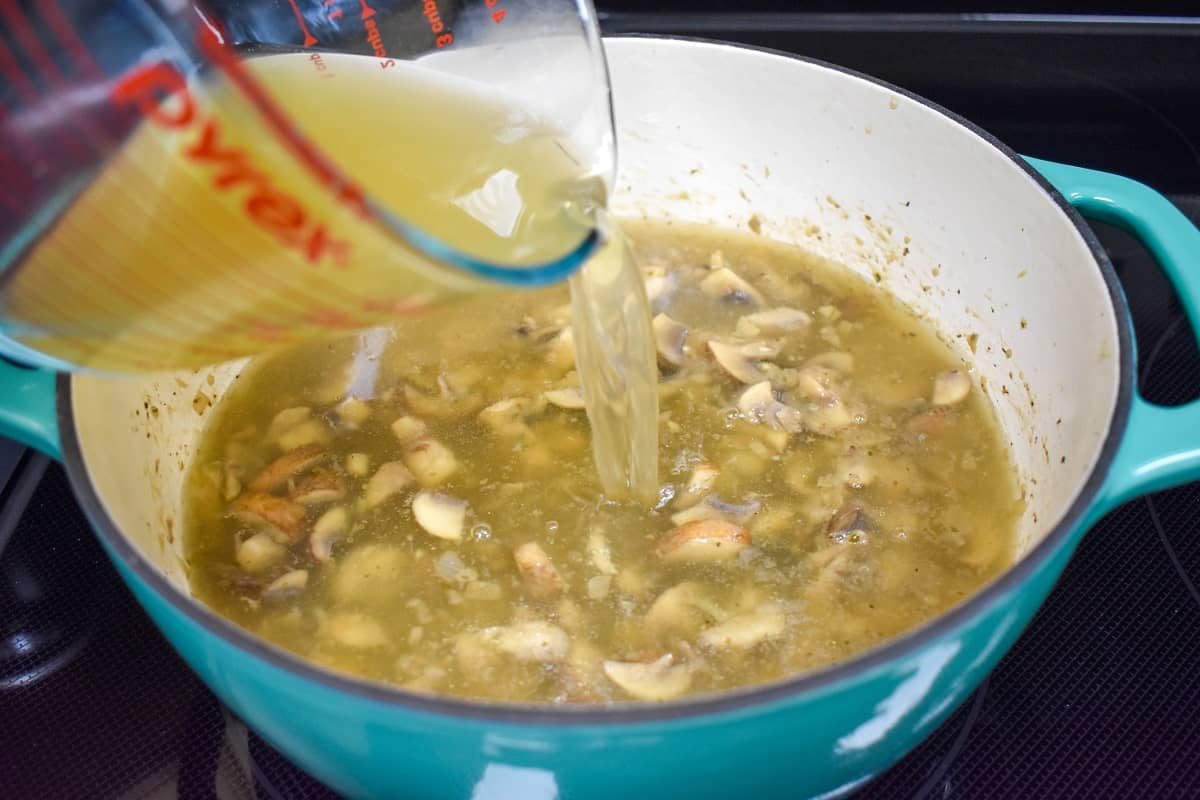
xmin=0 ymin=0 xmax=612 ymax=372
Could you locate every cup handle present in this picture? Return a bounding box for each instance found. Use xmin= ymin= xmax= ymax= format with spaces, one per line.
xmin=1029 ymin=157 xmax=1200 ymax=509
xmin=0 ymin=340 xmax=60 ymax=460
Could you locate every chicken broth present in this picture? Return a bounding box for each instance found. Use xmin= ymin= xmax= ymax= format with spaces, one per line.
xmin=183 ymin=221 xmax=1022 ymax=704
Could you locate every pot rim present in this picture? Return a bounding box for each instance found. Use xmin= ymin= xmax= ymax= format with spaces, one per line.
xmin=57 ymin=35 xmax=1133 ymax=726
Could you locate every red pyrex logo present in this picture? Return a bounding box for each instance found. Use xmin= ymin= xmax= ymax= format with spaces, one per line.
xmin=111 ymin=63 xmax=350 ymax=267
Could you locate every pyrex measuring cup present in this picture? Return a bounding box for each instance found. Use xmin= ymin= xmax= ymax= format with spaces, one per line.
xmin=0 ymin=0 xmax=612 ymax=372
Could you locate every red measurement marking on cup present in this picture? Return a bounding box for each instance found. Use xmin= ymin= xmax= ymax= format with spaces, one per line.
xmin=363 ymin=17 xmax=389 ymax=59
xmin=111 ymin=62 xmax=350 ymax=268
xmin=485 ymin=0 xmax=506 ymax=24
xmin=358 ymin=0 xmax=392 ymax=62
xmin=286 ymin=0 xmax=318 ymax=46
xmin=422 ymin=1 xmax=453 ymax=46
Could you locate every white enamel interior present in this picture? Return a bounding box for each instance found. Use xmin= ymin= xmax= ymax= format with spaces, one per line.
xmin=70 ymin=39 xmax=1120 ymax=602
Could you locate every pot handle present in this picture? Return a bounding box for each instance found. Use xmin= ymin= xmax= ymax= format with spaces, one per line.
xmin=0 ymin=338 xmax=61 ymax=460
xmin=1029 ymin=157 xmax=1200 ymax=509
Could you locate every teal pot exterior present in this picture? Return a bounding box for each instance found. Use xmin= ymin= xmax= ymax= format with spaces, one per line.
xmin=3 ymin=38 xmax=1200 ymax=800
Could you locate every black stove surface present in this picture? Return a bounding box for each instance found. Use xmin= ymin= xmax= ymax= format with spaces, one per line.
xmin=2 ymin=10 xmax=1200 ymax=799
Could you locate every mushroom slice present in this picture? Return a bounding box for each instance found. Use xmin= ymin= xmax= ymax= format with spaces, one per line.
xmin=907 ymin=405 xmax=954 ymax=436
xmin=403 ymin=438 xmax=459 ymax=487
xmin=743 ymin=307 xmax=811 ymax=333
xmin=514 ymin=542 xmax=566 ymax=598
xmin=310 ymin=506 xmax=348 ymax=564
xmin=645 ymin=582 xmax=723 ymax=634
xmin=545 ymin=328 xmax=576 ymax=370
xmin=235 ymin=530 xmax=286 ymax=573
xmin=478 ymin=398 xmax=535 ymax=437
xmin=652 ymin=314 xmax=688 ymax=368
xmin=603 ymin=654 xmax=692 ymax=701
xmin=806 ymin=395 xmax=854 ymax=436
xmin=699 ymin=610 xmax=786 ymax=650
xmin=737 ymin=381 xmax=776 ymax=418
xmin=670 ymin=496 xmax=762 ymax=527
xmin=644 ymin=270 xmax=681 ymax=313
xmin=794 ymin=365 xmax=840 ymax=401
xmin=931 ymin=369 xmax=972 ymax=406
xmin=290 ymin=469 xmax=347 ymax=505
xmin=263 ymin=569 xmax=308 ymax=600
xmin=656 ymin=519 xmax=750 ymax=563
xmin=588 ymin=532 xmax=617 ymax=576
xmin=326 ymin=612 xmax=389 ymax=649
xmin=345 ymin=452 xmax=370 ymax=477
xmin=277 ymin=419 xmax=331 ymax=450
xmin=390 ymin=415 xmax=429 ymax=447
xmin=247 ymin=444 xmax=326 ymax=492
xmin=675 ymin=462 xmax=720 ymax=510
xmin=334 ymin=396 xmax=371 ymax=426
xmin=827 ymin=501 xmax=870 ymax=542
xmin=266 ymin=406 xmax=311 ymax=441
xmin=708 ymin=340 xmax=766 ymax=384
xmin=737 ymin=382 xmax=806 ymax=433
xmin=230 ymin=492 xmax=308 ymax=543
xmin=480 ymin=621 xmax=569 ymax=662
xmin=361 ymin=461 xmax=414 ymax=509
xmin=840 ymin=448 xmax=873 ymax=489
xmin=700 ymin=268 xmax=765 ymax=306
xmin=543 ymin=388 xmax=586 ymax=410
xmin=411 ymin=491 xmax=467 ymax=541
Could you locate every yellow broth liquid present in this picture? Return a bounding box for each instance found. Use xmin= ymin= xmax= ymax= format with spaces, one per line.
xmin=183 ymin=221 xmax=1022 ymax=704
xmin=5 ymin=52 xmax=605 ymax=369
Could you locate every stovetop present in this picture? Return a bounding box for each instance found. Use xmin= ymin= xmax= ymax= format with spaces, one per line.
xmin=2 ymin=9 xmax=1199 ymax=799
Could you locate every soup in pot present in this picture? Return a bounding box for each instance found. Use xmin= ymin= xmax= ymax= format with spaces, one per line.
xmin=183 ymin=221 xmax=1022 ymax=704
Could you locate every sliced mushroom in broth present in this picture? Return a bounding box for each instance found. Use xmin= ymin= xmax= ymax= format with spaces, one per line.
xmin=183 ymin=221 xmax=1022 ymax=704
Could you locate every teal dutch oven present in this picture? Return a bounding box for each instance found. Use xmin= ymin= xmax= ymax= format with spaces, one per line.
xmin=2 ymin=38 xmax=1200 ymax=800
